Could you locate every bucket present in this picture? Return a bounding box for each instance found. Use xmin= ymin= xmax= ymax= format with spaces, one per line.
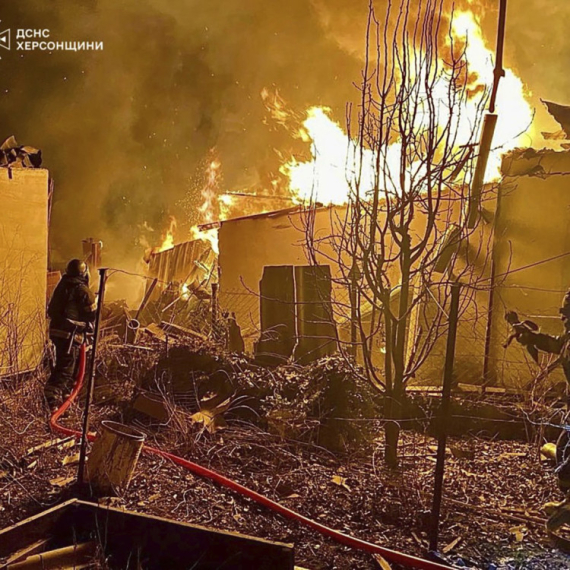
xmin=125 ymin=318 xmax=141 ymax=344
xmin=86 ymin=421 xmax=146 ymax=496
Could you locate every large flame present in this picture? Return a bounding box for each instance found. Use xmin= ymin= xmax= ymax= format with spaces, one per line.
xmin=452 ymin=11 xmax=533 ymax=179
xmin=190 ymin=158 xmax=224 ymax=254
xmin=277 ymin=10 xmax=533 ymax=206
xmin=152 ymin=10 xmax=534 ymax=251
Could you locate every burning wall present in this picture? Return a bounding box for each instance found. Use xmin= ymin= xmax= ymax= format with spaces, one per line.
xmin=0 ymin=168 xmax=49 ymax=375
xmin=216 ymin=147 xmax=570 ymax=391
xmin=146 ymin=239 xmax=215 ymax=296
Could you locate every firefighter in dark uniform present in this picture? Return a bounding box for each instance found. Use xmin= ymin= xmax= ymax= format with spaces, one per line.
xmin=44 ymin=259 xmax=97 ymax=409
xmin=508 ymin=289 xmax=570 ymax=529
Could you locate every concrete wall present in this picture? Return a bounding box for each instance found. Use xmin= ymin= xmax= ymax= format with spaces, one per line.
xmin=0 ymin=168 xmax=49 ymax=375
xmin=487 ymin=149 xmax=570 ymax=389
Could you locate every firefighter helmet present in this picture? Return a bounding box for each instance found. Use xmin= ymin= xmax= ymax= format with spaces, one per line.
xmin=65 ymin=259 xmax=89 ymax=280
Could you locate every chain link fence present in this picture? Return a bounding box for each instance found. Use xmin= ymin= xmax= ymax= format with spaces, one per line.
xmin=96 ymin=266 xmax=568 ymax=396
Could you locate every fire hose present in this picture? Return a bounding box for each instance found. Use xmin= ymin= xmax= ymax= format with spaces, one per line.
xmin=50 ymin=343 xmax=450 ymax=570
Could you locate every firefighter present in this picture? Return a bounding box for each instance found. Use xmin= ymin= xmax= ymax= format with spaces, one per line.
xmin=508 ymin=289 xmax=570 ymax=530
xmin=44 ymin=259 xmax=97 ymax=410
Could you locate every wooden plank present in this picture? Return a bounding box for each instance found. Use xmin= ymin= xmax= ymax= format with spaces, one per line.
xmin=0 ymin=500 xmax=75 ymax=558
xmin=3 ymin=539 xmax=50 ymax=566
xmin=73 ymin=499 xmax=294 ymax=569
xmin=0 ymin=499 xmax=295 ymax=570
xmin=159 ymin=321 xmax=207 ymax=341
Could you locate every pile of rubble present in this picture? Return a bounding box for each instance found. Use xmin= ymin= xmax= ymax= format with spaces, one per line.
xmin=110 ymin=340 xmax=378 ymax=452
xmin=0 ymin=136 xmax=42 ymax=168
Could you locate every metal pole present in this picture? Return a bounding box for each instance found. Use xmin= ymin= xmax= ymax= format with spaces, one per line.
xmin=77 ymin=267 xmax=108 ymax=486
xmin=429 ymin=282 xmax=461 ymax=552
xmin=482 ymin=180 xmax=505 ymax=388
xmin=481 ymin=0 xmax=508 ymax=384
xmin=467 ymin=113 xmax=497 ymax=228
xmin=489 ymin=0 xmax=507 ymax=114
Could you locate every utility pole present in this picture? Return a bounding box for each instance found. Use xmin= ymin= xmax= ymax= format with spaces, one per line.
xmin=429 ymin=282 xmax=461 ymax=552
xmin=482 ymin=0 xmax=509 ymax=384
xmin=77 ymin=267 xmax=108 ymax=487
xmin=467 ymin=0 xmax=508 ymax=228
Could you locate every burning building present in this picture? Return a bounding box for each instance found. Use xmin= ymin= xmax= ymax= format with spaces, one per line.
xmin=136 ymin=4 xmax=570 ymax=392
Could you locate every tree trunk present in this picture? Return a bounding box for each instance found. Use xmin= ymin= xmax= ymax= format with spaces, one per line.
xmin=384 ymin=233 xmax=411 ymax=467
xmin=384 ymin=398 xmax=398 ymax=467
xmin=384 ymin=387 xmax=403 ymax=468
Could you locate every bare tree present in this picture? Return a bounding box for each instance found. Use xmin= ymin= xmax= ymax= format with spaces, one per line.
xmin=303 ymin=0 xmax=494 ymax=466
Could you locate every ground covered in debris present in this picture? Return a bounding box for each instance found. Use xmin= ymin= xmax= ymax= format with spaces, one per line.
xmin=1 ymin=340 xmax=570 ymax=569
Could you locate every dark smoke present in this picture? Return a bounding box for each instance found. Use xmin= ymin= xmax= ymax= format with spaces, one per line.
xmin=0 ymin=0 xmax=563 ymax=267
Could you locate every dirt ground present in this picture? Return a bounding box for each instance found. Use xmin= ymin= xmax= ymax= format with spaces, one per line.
xmin=1 ymin=361 xmax=570 ymax=569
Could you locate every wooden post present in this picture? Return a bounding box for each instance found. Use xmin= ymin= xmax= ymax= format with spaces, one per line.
xmin=467 ymin=0 xmax=507 ymax=228
xmin=77 ymin=267 xmax=107 ymax=486
xmin=211 ymin=282 xmax=219 ymax=338
xmin=429 ymin=282 xmax=461 ymax=552
xmin=82 ymin=238 xmax=102 ymax=271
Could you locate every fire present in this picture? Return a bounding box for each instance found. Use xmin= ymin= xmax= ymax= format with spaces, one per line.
xmin=158 ymin=216 xmax=177 ymax=252
xmin=151 ymin=9 xmax=534 ymax=251
xmin=261 ymin=87 xmax=306 ymax=138
xmin=142 ymin=215 xmax=177 ymax=263
xmin=190 ymin=157 xmax=225 ymax=254
xmin=275 ymin=9 xmax=533 ymax=206
xmin=180 ymin=282 xmax=191 ymax=301
xmin=281 ymin=107 xmax=374 ymax=205
xmin=451 ymin=11 xmax=533 ymax=179
xmin=199 ymin=158 xmax=221 ymax=225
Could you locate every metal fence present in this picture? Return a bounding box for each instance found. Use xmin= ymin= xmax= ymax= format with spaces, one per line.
xmin=219 ymin=279 xmax=567 ymax=392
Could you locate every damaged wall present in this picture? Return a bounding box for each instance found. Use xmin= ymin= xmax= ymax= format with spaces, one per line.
xmin=147 ymin=239 xmax=214 ymax=297
xmin=486 ymin=148 xmax=570 ymax=389
xmin=0 ymin=168 xmax=49 ymax=375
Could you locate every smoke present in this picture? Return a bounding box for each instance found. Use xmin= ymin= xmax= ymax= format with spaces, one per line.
xmin=0 ymin=0 xmax=564 ymax=268
xmin=0 ymin=0 xmax=360 ymax=269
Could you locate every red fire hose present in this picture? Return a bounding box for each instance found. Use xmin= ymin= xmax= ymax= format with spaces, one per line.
xmin=50 ymin=343 xmax=450 ymax=570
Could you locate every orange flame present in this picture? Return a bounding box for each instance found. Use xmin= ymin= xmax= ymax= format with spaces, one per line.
xmin=268 ymin=10 xmax=533 ymax=206
xmin=158 ymin=216 xmax=177 ymax=252
xmin=190 ymin=157 xmax=225 ymax=254
xmin=451 ymin=11 xmax=533 ymax=179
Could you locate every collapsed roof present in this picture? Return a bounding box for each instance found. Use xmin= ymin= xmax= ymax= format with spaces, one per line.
xmin=0 ymin=136 xmax=42 ymax=168
xmin=541 ymin=100 xmax=570 ymax=147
